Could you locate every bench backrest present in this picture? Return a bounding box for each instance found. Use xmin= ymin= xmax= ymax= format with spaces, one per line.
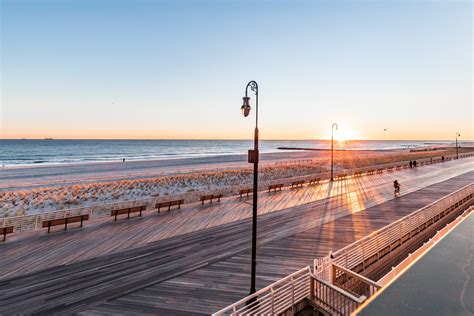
xmin=67 ymin=214 xmax=90 ymax=223
xmin=111 ymin=205 xmax=146 ymax=216
xmin=1 ymin=226 xmax=14 ymax=234
xmin=42 ymin=218 xmax=66 ymax=227
xmin=157 ymin=199 xmax=183 ymax=207
xmin=130 ymin=205 xmax=146 ymax=212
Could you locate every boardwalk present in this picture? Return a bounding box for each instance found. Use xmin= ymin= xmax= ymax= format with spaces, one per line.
xmin=0 ymin=159 xmax=473 ymax=314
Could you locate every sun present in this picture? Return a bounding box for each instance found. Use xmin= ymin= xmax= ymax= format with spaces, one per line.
xmin=335 ymin=126 xmax=358 ymax=143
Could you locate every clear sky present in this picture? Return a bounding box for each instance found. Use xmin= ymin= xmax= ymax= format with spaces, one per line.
xmin=1 ymin=0 xmax=472 ymax=140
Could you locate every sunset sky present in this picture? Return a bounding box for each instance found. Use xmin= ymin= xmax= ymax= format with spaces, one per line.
xmin=1 ymin=0 xmax=472 ymax=140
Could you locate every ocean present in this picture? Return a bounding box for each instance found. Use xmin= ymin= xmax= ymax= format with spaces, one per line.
xmin=0 ymin=139 xmax=468 ymax=167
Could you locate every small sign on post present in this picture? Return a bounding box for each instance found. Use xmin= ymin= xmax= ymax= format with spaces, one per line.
xmin=248 ymin=149 xmax=259 ymax=163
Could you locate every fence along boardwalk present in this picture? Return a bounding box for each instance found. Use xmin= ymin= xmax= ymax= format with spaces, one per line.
xmin=1 ymin=158 xmax=472 ymax=280
xmin=0 ymin=171 xmax=472 ymax=315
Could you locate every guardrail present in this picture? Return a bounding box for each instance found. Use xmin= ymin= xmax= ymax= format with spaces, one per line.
xmin=213 ymin=182 xmax=473 ymax=316
xmin=332 ymin=263 xmax=381 ymax=298
xmin=212 ymin=266 xmax=366 ymax=316
xmin=314 ymin=183 xmax=474 ymax=281
xmin=378 ymin=206 xmax=473 ymax=286
xmin=2 ymin=151 xmax=472 ymax=234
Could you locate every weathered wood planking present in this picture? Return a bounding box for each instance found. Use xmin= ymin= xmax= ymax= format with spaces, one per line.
xmin=2 ymin=158 xmax=471 ymax=281
xmin=0 ymin=171 xmax=472 ymax=315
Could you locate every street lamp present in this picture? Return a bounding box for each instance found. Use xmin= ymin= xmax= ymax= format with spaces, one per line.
xmin=241 ymin=80 xmax=259 ymax=296
xmin=456 ymin=132 xmax=461 ymax=159
xmin=331 ymin=123 xmax=338 ymax=181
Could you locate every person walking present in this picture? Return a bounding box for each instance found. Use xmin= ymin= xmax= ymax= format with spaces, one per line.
xmin=413 ymin=160 xmax=417 ymax=168
xmin=409 ymin=161 xmax=413 ymax=168
xmin=393 ymin=180 xmax=400 ymax=197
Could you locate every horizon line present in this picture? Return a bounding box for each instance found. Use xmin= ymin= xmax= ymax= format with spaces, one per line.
xmin=0 ymin=138 xmax=472 ymax=142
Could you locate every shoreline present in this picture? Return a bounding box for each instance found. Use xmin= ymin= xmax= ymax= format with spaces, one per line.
xmin=1 ymin=148 xmax=472 ymax=218
xmin=0 ymin=147 xmax=405 ymax=170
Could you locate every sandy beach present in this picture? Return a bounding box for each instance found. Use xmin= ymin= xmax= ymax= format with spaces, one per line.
xmin=1 ymin=147 xmax=471 ymax=218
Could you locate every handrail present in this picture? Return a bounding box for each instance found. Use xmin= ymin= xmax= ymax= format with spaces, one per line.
xmin=212 ymin=266 xmax=311 ymax=315
xmin=332 ymin=263 xmax=382 ymax=290
xmin=315 ymin=183 xmax=474 ymax=280
xmin=378 ymin=206 xmax=473 ymax=286
xmin=3 ymin=152 xmax=471 ymax=234
xmin=213 ymin=266 xmax=365 ymax=316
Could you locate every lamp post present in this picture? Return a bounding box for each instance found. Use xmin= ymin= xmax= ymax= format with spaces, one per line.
xmin=241 ymin=80 xmax=259 ymax=296
xmin=455 ymin=132 xmax=460 ymax=159
xmin=330 ymin=123 xmax=338 ymax=181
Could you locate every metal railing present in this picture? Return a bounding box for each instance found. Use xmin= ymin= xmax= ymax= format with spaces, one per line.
xmin=378 ymin=206 xmax=473 ymax=286
xmin=314 ymin=183 xmax=474 ymax=281
xmin=313 ymin=276 xmax=366 ymax=316
xmin=332 ymin=263 xmax=381 ymax=298
xmin=2 ymin=152 xmax=472 ymax=235
xmin=214 ymin=182 xmax=473 ymax=316
xmin=212 ymin=266 xmax=365 ymax=316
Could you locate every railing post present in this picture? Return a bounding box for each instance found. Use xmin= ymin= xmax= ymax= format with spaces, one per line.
xmin=331 ymin=263 xmax=336 ymax=285
xmin=362 ymin=239 xmax=365 ymax=270
xmin=376 ymin=232 xmax=380 ymax=260
xmin=271 ymin=288 xmax=275 ymax=315
xmin=34 ymin=214 xmax=39 ymax=230
xmin=291 ymin=276 xmax=295 ymax=314
xmin=310 ymin=275 xmax=315 ymax=300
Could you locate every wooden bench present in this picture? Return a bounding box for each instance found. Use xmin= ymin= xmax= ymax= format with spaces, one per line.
xmin=1 ymin=226 xmax=14 ymax=241
xmin=156 ymin=199 xmax=184 ymax=213
xmin=336 ymin=173 xmax=348 ymax=180
xmin=200 ymin=193 xmax=223 ymax=204
xmin=42 ymin=214 xmax=90 ymax=233
xmin=366 ymin=169 xmax=375 ymax=175
xmin=387 ymin=167 xmax=394 ymax=172
xmin=308 ymin=178 xmax=321 ymax=185
xmin=111 ymin=205 xmax=146 ymax=221
xmin=395 ymin=165 xmax=403 ymax=170
xmin=268 ymin=183 xmax=284 ymax=192
xmin=353 ymin=171 xmax=363 ymax=177
xmin=376 ymin=168 xmax=384 ymax=173
xmin=239 ymin=188 xmax=252 ymax=198
xmin=291 ymin=180 xmax=305 ymax=188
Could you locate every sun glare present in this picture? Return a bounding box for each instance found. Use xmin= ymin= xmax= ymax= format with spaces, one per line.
xmin=336 ymin=126 xmax=358 ymax=143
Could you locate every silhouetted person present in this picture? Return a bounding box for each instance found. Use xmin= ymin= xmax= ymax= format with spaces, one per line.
xmin=123 ymin=158 xmax=125 ymax=163
xmin=409 ymin=161 xmax=413 ymax=168
xmin=442 ymin=156 xmax=445 ymax=162
xmin=393 ymin=180 xmax=400 ymax=196
xmin=413 ymin=160 xmax=417 ymax=168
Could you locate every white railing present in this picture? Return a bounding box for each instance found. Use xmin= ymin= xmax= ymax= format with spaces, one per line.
xmin=1 ymin=152 xmax=472 ymax=235
xmin=314 ymin=183 xmax=474 ymax=281
xmin=212 ymin=266 xmax=365 ymax=316
xmin=313 ymin=276 xmax=366 ymax=315
xmin=332 ymin=263 xmax=381 ymax=298
xmin=378 ymin=206 xmax=473 ymax=286
xmin=214 ymin=182 xmax=473 ymax=316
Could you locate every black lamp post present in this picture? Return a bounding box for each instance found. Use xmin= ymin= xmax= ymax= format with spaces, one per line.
xmin=330 ymin=123 xmax=338 ymax=181
xmin=456 ymin=132 xmax=460 ymax=159
xmin=241 ymin=80 xmax=259 ymax=296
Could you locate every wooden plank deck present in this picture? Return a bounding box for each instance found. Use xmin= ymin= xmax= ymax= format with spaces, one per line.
xmin=1 ymin=158 xmax=472 ymax=280
xmin=0 ymin=161 xmax=472 ymax=314
xmin=84 ymin=172 xmax=473 ymax=316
